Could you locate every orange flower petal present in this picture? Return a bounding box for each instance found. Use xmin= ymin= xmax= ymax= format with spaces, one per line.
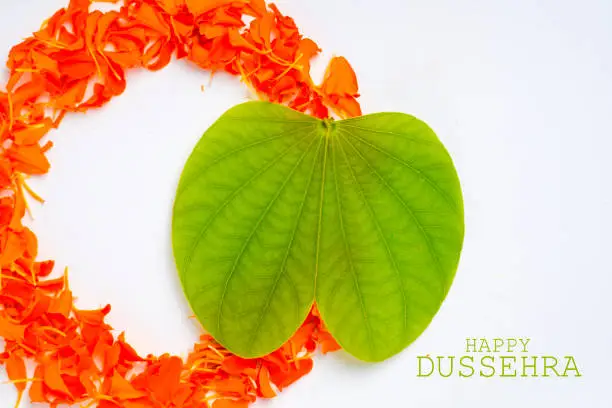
xmin=29 ymin=366 xmax=46 ymax=403
xmin=110 ymin=370 xmax=147 ymax=400
xmin=32 ymin=51 xmax=60 ymax=76
xmin=48 ymin=289 xmax=73 ymax=317
xmin=133 ymin=3 xmax=170 ymax=34
xmin=273 ymin=358 xmax=314 ymax=390
xmin=318 ymin=329 xmax=342 ymax=354
xmin=12 ymin=121 xmax=52 ymax=145
xmin=257 ymin=366 xmax=276 ymax=398
xmin=148 ymin=356 xmax=183 ymax=402
xmin=6 ymin=144 xmax=51 ymax=175
xmin=213 ymin=399 xmax=250 ymax=408
xmin=43 ymin=360 xmax=72 ymax=396
xmin=117 ymin=332 xmax=143 ymax=362
xmin=0 ymin=2 xmax=361 ymax=408
xmin=6 ymin=354 xmax=27 ymax=391
xmin=186 ymin=0 xmax=246 ymax=17
xmin=321 ymin=56 xmax=360 ymax=97
xmin=156 ymin=0 xmax=186 ymax=15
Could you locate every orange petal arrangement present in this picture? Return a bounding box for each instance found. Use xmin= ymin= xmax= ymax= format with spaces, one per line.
xmin=0 ymin=0 xmax=362 ymax=406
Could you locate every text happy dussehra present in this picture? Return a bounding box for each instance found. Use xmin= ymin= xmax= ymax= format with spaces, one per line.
xmin=417 ymin=338 xmax=582 ymax=378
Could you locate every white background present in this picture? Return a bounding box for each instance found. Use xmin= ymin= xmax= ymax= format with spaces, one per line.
xmin=1 ymin=0 xmax=611 ymax=407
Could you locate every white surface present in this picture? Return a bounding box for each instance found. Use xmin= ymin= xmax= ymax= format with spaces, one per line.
xmin=1 ymin=0 xmax=612 ymax=407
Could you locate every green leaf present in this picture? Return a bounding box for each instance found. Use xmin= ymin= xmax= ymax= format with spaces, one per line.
xmin=172 ymin=101 xmax=464 ymax=361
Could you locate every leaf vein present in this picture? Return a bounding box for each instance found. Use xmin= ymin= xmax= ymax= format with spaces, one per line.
xmin=181 ymin=131 xmax=314 ymax=283
xmin=337 ymin=134 xmax=408 ymax=332
xmin=176 ymin=124 xmax=315 ymax=199
xmin=217 ymin=129 xmax=319 ymax=345
xmin=338 ymin=128 xmax=446 ymax=295
xmin=244 ymin=134 xmax=323 ymax=353
xmin=343 ymin=129 xmax=458 ymax=212
xmin=339 ymin=122 xmax=437 ymax=147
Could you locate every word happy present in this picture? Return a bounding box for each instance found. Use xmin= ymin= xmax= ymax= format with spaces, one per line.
xmin=417 ymin=338 xmax=582 ymax=378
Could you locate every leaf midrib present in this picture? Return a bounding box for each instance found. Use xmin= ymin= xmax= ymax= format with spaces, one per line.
xmin=313 ymin=124 xmax=331 ymax=292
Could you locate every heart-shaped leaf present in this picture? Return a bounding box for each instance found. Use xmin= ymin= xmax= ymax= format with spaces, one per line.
xmin=172 ymin=101 xmax=464 ymax=361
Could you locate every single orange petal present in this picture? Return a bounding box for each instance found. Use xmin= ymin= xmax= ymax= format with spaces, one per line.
xmin=320 ymin=56 xmax=359 ymax=97
xmin=48 ymin=289 xmax=73 ymax=317
xmin=221 ymin=356 xmax=257 ymax=376
xmin=33 ymin=260 xmax=55 ymax=278
xmin=123 ymin=399 xmax=155 ymax=408
xmin=10 ymin=77 xmax=47 ymax=107
xmin=296 ymin=38 xmax=321 ymax=81
xmin=36 ymin=276 xmax=66 ymax=291
xmin=212 ymin=377 xmax=247 ymax=395
xmin=335 ymin=95 xmax=362 ymax=118
xmin=43 ymin=360 xmax=72 ymax=396
xmin=109 ymin=370 xmax=147 ymax=400
xmin=23 ymin=227 xmax=38 ymax=259
xmin=289 ymin=322 xmax=316 ymax=349
xmin=0 ymin=156 xmax=12 ymax=188
xmin=6 ymin=354 xmax=27 ymax=391
xmin=318 ymin=330 xmax=342 ymax=354
xmin=105 ymin=51 xmax=142 ymax=69
xmin=148 ymin=356 xmax=183 ymax=402
xmin=0 ymin=230 xmax=26 ymax=267
xmin=53 ymin=80 xmax=88 ymax=109
xmin=133 ymin=3 xmax=170 ymax=35
xmin=245 ymin=0 xmax=267 ymax=17
xmin=143 ymin=39 xmax=174 ymax=71
xmin=9 ymin=185 xmax=26 ymax=231
xmin=250 ymin=11 xmax=274 ymax=48
xmin=12 ymin=121 xmax=52 ymax=145
xmin=104 ymin=342 xmax=121 ymax=374
xmin=271 ymin=76 xmax=297 ymax=99
xmin=29 ymin=366 xmax=46 ymax=403
xmin=155 ymin=0 xmax=182 ymax=15
xmin=79 ymin=371 xmax=98 ymax=397
xmin=73 ymin=304 xmax=112 ymax=325
xmin=6 ymin=144 xmax=51 ymax=175
xmin=200 ymin=25 xmax=227 ymax=39
xmin=59 ymin=60 xmax=98 ymax=80
xmin=257 ymin=366 xmax=276 ymax=398
xmin=172 ymin=384 xmax=193 ymax=406
xmin=98 ymin=400 xmax=121 ymax=408
xmin=94 ymin=11 xmax=120 ymax=48
xmin=228 ymin=29 xmax=261 ymax=53
xmin=92 ymin=338 xmax=110 ymax=371
xmin=298 ymin=38 xmax=320 ymax=61
xmin=31 ymin=51 xmax=60 ymax=76
xmin=170 ymin=17 xmax=193 ymax=38
xmin=262 ymin=349 xmax=289 ymax=373
xmin=212 ymin=399 xmax=250 ymax=408
xmin=185 ymin=0 xmax=246 ymax=17
xmin=117 ymin=332 xmax=143 ymax=362
xmin=189 ymin=41 xmax=212 ymax=69
xmin=272 ymin=358 xmax=314 ymax=390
